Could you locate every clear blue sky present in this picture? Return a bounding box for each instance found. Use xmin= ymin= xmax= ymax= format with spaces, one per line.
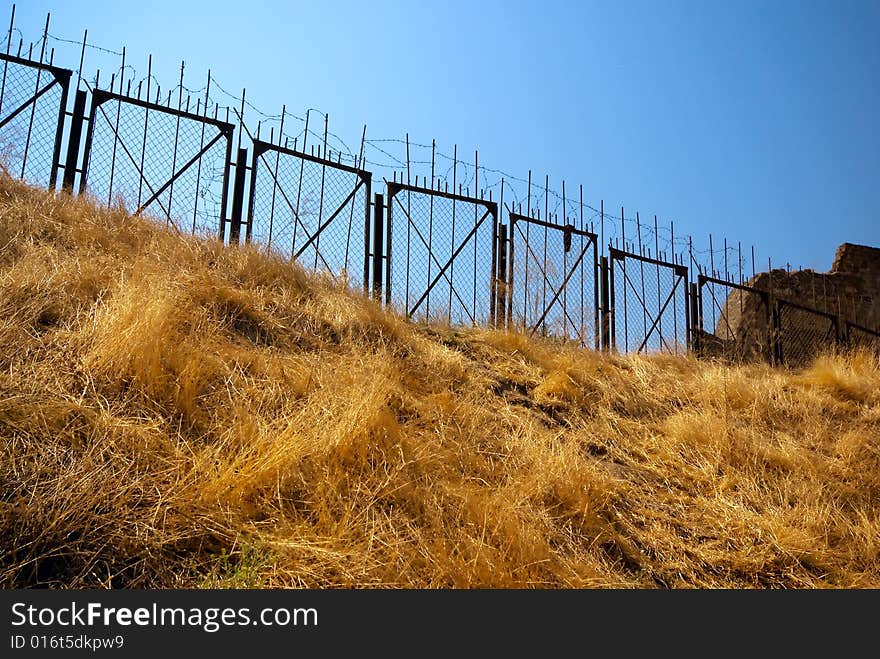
xmin=7 ymin=0 xmax=879 ymax=273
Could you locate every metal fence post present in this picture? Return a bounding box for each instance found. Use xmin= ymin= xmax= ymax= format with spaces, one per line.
xmin=689 ymin=281 xmax=701 ymax=356
xmin=362 ymin=176 xmax=372 ymax=297
xmin=496 ymin=223 xmax=508 ymax=329
xmin=228 ymin=147 xmax=248 ymax=244
xmin=62 ymin=89 xmax=87 ymax=192
xmin=372 ymin=192 xmax=384 ymax=302
xmin=600 ymin=255 xmax=611 ymax=351
xmin=771 ymin=300 xmax=783 ymax=366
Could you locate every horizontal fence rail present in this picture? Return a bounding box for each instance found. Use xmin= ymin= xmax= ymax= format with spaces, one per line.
xmin=697 ymin=274 xmax=773 ymax=364
xmin=247 ymin=138 xmax=372 ymax=292
xmin=386 ymin=180 xmax=498 ymax=327
xmin=609 ymin=247 xmax=690 ymax=355
xmin=0 ymin=52 xmax=69 ymax=189
xmin=78 ymin=87 xmax=234 ymax=237
xmin=507 ymin=211 xmax=598 ymax=348
xmin=0 ymin=23 xmax=877 ymax=370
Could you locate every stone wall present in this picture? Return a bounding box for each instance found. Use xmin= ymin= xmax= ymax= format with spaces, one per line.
xmin=705 ymin=243 xmax=880 ymax=365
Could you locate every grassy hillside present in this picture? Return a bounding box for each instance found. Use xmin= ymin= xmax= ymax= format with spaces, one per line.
xmin=1 ymin=174 xmax=878 ymax=588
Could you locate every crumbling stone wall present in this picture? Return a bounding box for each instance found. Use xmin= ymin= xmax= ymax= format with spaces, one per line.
xmin=705 ymin=243 xmax=880 ymax=365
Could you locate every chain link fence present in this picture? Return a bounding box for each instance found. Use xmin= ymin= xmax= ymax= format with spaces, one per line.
xmin=508 ymin=212 xmax=597 ymax=347
xmin=81 ymin=90 xmax=233 ymax=237
xmin=610 ymin=248 xmax=689 ymax=355
xmin=248 ymin=140 xmax=370 ymax=291
xmin=697 ymin=275 xmax=772 ymax=363
xmin=0 ymin=54 xmax=68 ymax=188
xmin=387 ymin=181 xmax=497 ymax=326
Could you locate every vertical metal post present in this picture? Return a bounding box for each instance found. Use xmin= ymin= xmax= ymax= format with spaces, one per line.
xmin=63 ymin=89 xmax=87 ymax=192
xmin=49 ymin=71 xmax=70 ymax=189
xmin=496 ymin=223 xmax=508 ymax=329
xmin=699 ymin=280 xmax=708 ymax=356
xmin=600 ymin=255 xmax=611 ymax=352
xmin=689 ymin=281 xmax=700 ymax=355
xmin=385 ymin=188 xmax=392 ymax=306
xmin=490 ymin=214 xmax=498 ymax=328
xmin=682 ymin=270 xmax=690 ymax=354
xmin=229 ymin=147 xmax=248 ymax=244
xmin=608 ymin=255 xmax=617 ymax=352
xmin=507 ymin=216 xmax=515 ymax=330
xmin=772 ymin=300 xmax=783 ymax=366
xmin=362 ymin=176 xmax=371 ymax=296
xmin=373 ymin=192 xmax=384 ymax=302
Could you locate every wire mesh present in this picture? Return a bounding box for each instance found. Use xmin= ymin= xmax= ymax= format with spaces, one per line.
xmin=0 ymin=56 xmax=66 ymax=188
xmin=82 ymin=93 xmax=230 ymax=237
xmin=249 ymin=144 xmax=369 ymax=291
xmin=388 ymin=185 xmax=496 ymax=326
xmin=777 ymin=302 xmax=838 ymax=368
xmin=699 ymin=278 xmax=771 ymax=363
xmin=509 ymin=215 xmax=597 ymax=347
xmin=846 ymin=323 xmax=880 ymax=355
xmin=611 ymin=251 xmax=688 ymax=355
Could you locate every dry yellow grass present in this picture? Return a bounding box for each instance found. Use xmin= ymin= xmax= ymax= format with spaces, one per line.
xmin=0 ymin=174 xmax=878 ymax=588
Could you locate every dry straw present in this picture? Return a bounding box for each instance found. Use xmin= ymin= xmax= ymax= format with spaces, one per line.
xmin=0 ymin=174 xmax=878 ymax=588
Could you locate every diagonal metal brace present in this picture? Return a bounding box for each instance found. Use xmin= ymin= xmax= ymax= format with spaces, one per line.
xmin=528 ymin=242 xmax=591 ymax=344
xmin=294 ymin=178 xmax=363 ymax=260
xmin=635 ymin=274 xmax=683 ymax=353
xmin=0 ymin=78 xmax=57 ymax=130
xmin=390 ymin=193 xmax=478 ymax=323
xmin=407 ymin=205 xmax=492 ymax=320
xmin=136 ymin=129 xmax=226 ymax=215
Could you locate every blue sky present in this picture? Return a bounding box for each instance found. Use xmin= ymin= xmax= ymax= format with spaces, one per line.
xmin=7 ymin=0 xmax=879 ymax=273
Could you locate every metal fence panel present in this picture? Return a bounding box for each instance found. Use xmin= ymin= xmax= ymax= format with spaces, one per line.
xmin=776 ymin=299 xmax=839 ymax=368
xmin=844 ymin=322 xmax=880 ymax=355
xmin=247 ymin=139 xmax=371 ymax=291
xmin=0 ymin=53 xmax=70 ymax=189
xmin=79 ymin=88 xmax=233 ymax=238
xmin=697 ymin=275 xmax=772 ymax=363
xmin=508 ymin=212 xmax=597 ymax=347
xmin=387 ymin=181 xmax=497 ymax=326
xmin=610 ymin=247 xmax=689 ymax=355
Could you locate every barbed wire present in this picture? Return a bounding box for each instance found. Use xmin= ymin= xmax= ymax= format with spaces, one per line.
xmin=5 ymin=8 xmax=794 ymax=280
